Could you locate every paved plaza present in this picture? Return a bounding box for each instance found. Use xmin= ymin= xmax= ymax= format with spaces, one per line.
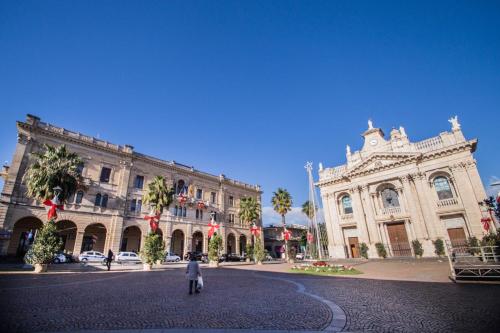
xmin=1 ymin=263 xmax=500 ymax=333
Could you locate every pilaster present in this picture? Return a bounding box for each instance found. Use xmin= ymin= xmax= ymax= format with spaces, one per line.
xmin=325 ymin=193 xmax=347 ymax=258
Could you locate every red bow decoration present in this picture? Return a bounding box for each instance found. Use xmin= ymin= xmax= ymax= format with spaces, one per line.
xmin=43 ymin=199 xmax=64 ymax=220
xmin=197 ymin=201 xmax=206 ymax=209
xmin=282 ymin=228 xmax=292 ymax=241
xmin=307 ymin=232 xmax=314 ymax=243
xmin=250 ymin=225 xmax=260 ymax=237
xmin=481 ymin=217 xmax=491 ymax=232
xmin=177 ymin=194 xmax=187 ymax=206
xmin=144 ymin=212 xmax=161 ymax=232
xmin=208 ymin=221 xmax=219 ymax=237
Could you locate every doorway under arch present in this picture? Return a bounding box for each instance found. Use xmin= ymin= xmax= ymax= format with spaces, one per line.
xmin=121 ymin=226 xmax=142 ymax=252
xmin=81 ymin=223 xmax=107 ymax=253
xmin=56 ymin=220 xmax=78 ymax=254
xmin=8 ymin=216 xmax=44 ymax=257
xmin=239 ymin=235 xmax=247 ymax=255
xmin=171 ymin=229 xmax=185 ymax=258
xmin=192 ymin=231 xmax=203 ymax=253
xmin=227 ymin=233 xmax=236 ymax=254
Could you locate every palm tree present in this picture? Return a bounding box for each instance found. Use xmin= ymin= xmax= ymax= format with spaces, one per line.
xmin=301 ymin=200 xmax=315 ymax=220
xmin=239 ymin=196 xmax=261 ymax=226
xmin=23 ymin=144 xmax=84 ymax=204
xmin=142 ymin=176 xmax=174 ymax=214
xmin=271 ymin=188 xmax=293 ymax=261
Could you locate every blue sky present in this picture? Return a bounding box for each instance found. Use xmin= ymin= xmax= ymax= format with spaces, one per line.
xmin=1 ymin=1 xmax=499 ymax=226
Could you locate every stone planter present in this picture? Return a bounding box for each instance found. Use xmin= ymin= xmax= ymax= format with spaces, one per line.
xmin=209 ymin=260 xmax=219 ymax=268
xmin=34 ymin=264 xmax=48 ymax=273
xmin=288 ymin=259 xmax=295 ymax=264
xmin=246 ymin=258 xmax=251 ymax=263
xmin=257 ymin=261 xmax=263 ymax=265
xmin=143 ymin=263 xmax=153 ymax=271
xmin=415 ymin=255 xmax=422 ymax=259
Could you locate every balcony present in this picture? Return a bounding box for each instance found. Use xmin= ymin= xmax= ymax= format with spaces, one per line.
xmin=340 ymin=213 xmax=354 ymax=223
xmin=379 ymin=206 xmax=402 ymax=216
xmin=437 ymin=198 xmax=459 ymax=208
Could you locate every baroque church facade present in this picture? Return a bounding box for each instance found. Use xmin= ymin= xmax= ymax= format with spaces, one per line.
xmin=317 ymin=118 xmax=490 ymax=258
xmin=0 ymin=115 xmax=261 ymax=258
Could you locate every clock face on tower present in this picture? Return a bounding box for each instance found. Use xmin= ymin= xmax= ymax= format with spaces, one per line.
xmin=370 ymin=139 xmax=378 ymax=146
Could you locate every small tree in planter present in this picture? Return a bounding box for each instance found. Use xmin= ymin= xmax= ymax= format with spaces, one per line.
xmin=254 ymin=236 xmax=266 ymax=264
xmin=142 ymin=176 xmax=174 ymax=270
xmin=245 ymin=243 xmax=254 ymax=263
xmin=141 ymin=233 xmax=165 ymax=270
xmin=360 ymin=243 xmax=369 ymax=259
xmin=208 ymin=234 xmax=223 ymax=267
xmin=411 ymin=240 xmax=424 ymax=258
xmin=25 ymin=221 xmax=62 ymax=272
xmin=433 ymin=238 xmax=445 ymax=257
xmin=466 ymin=236 xmax=480 ymax=255
xmin=375 ymin=242 xmax=387 ymax=258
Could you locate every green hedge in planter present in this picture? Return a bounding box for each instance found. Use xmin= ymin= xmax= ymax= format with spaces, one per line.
xmin=140 ymin=232 xmax=165 ymax=265
xmin=209 ymin=234 xmax=223 ymax=262
xmin=375 ymin=242 xmax=387 ymax=258
xmin=411 ymin=240 xmax=424 ymax=257
xmin=360 ymin=242 xmax=369 ymax=259
xmin=433 ymin=238 xmax=445 ymax=256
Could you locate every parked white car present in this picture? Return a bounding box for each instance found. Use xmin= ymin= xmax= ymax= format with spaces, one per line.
xmin=78 ymin=251 xmax=106 ymax=262
xmin=295 ymin=253 xmax=305 ymax=260
xmin=53 ymin=253 xmax=67 ymax=264
xmin=164 ymin=252 xmax=181 ymax=262
xmin=115 ymin=251 xmax=142 ymax=264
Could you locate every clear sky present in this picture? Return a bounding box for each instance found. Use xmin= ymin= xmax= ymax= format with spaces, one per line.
xmin=1 ymin=1 xmax=499 ymax=226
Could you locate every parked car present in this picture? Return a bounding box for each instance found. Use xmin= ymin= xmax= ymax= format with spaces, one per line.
xmin=164 ymin=252 xmax=181 ymax=262
xmin=184 ymin=251 xmax=204 ymax=261
xmin=115 ymin=251 xmax=142 ymax=264
xmin=226 ymin=253 xmax=244 ymax=262
xmin=295 ymin=253 xmax=305 ymax=260
xmin=78 ymin=251 xmax=106 ymax=263
xmin=200 ymin=253 xmax=209 ymax=263
xmin=53 ymin=253 xmax=68 ymax=264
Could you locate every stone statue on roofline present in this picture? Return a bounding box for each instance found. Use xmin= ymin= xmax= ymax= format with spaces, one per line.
xmin=448 ymin=115 xmax=461 ymax=131
xmin=368 ymin=119 xmax=374 ymax=130
xmin=346 ymin=145 xmax=351 ymax=156
xmin=399 ymin=126 xmax=407 ymax=137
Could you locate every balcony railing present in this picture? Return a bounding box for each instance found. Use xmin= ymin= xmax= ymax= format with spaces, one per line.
xmin=340 ymin=213 xmax=354 ymax=222
xmin=379 ymin=206 xmax=402 ymax=216
xmin=437 ymin=197 xmax=459 ymax=208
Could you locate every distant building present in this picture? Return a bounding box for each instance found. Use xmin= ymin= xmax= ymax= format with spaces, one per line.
xmin=0 ymin=115 xmax=262 ymax=257
xmin=317 ymin=117 xmax=489 ymax=259
xmin=263 ymin=224 xmax=307 ymax=258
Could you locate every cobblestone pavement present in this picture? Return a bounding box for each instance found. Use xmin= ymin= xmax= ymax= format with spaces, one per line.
xmin=1 ymin=267 xmax=499 ymax=333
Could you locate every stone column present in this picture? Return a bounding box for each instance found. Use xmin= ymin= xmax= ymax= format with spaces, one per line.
xmin=412 ymin=172 xmax=438 ymax=240
xmin=203 ymin=235 xmax=209 ymax=253
xmin=324 ymin=193 xmax=346 ymax=258
xmin=351 ymin=186 xmax=371 ymax=244
xmin=106 ymin=215 xmax=124 ymax=253
xmin=451 ymin=163 xmax=484 ymax=237
xmin=360 ymin=186 xmax=380 ymax=258
xmin=235 ymin=234 xmax=240 ymax=255
xmin=73 ymin=229 xmax=85 ymax=255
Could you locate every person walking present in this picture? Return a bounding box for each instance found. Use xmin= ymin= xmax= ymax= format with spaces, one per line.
xmin=186 ymin=255 xmax=201 ymax=295
xmin=106 ymin=249 xmax=114 ymax=271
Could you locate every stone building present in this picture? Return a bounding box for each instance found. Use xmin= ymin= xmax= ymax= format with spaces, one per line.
xmin=263 ymin=224 xmax=306 ymax=258
xmin=317 ymin=117 xmax=490 ymax=259
xmin=0 ymin=115 xmax=261 ymax=258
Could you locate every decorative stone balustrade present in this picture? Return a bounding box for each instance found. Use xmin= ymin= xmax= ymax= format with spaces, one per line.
xmin=437 ymin=197 xmax=459 ymax=208
xmin=379 ymin=206 xmax=402 ymax=216
xmin=340 ymin=213 xmax=354 ymax=221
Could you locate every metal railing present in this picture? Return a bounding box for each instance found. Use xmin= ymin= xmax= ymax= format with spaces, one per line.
xmin=446 ymin=243 xmax=500 ymax=281
xmin=437 ymin=198 xmax=459 ymax=208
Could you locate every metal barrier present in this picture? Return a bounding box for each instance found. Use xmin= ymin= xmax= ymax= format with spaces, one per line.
xmin=446 ymin=244 xmax=500 ymax=281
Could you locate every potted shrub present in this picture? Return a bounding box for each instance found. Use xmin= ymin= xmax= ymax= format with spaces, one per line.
xmin=360 ymin=243 xmax=369 ymax=259
xmin=433 ymin=238 xmax=445 ymax=257
xmin=412 ymin=240 xmax=424 ymax=258
xmin=375 ymin=242 xmax=387 ymax=258
xmin=466 ymin=236 xmax=480 ymax=255
xmin=24 ymin=221 xmax=62 ymax=273
xmin=140 ymin=232 xmax=165 ymax=271
xmin=245 ymin=244 xmax=254 ymax=263
xmin=208 ymin=234 xmax=222 ymax=267
xmin=254 ymin=236 xmax=266 ymax=265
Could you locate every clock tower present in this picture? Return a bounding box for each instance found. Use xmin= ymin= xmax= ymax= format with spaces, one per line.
xmin=361 ymin=119 xmax=387 ymax=152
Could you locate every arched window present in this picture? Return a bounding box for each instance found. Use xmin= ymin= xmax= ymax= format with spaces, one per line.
xmin=75 ymin=191 xmax=84 ymax=204
xmin=76 ymin=162 xmax=84 ymax=175
xmin=434 ymin=176 xmax=453 ymax=200
xmin=101 ymin=194 xmax=108 ymax=208
xmin=94 ymin=193 xmax=102 ymax=207
xmin=176 ymin=180 xmax=185 ymax=195
xmin=381 ymin=188 xmax=400 ymax=208
xmin=341 ymin=195 xmax=353 ymax=214
xmin=174 ymin=205 xmax=178 ymax=216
